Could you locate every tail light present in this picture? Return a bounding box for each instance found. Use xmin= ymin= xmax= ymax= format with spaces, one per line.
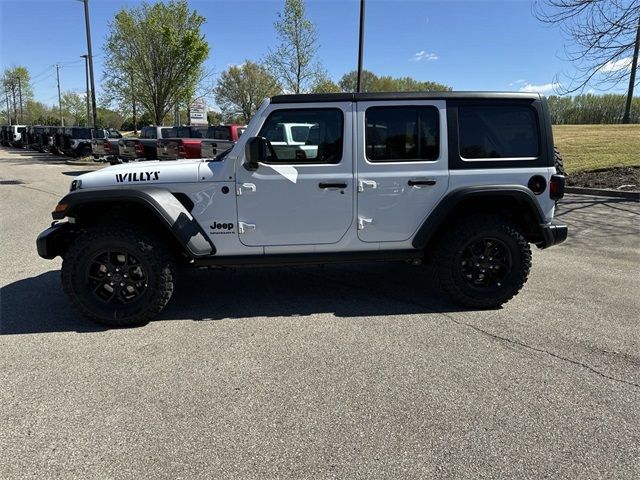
xmin=549 ymin=174 xmax=565 ymax=200
xmin=134 ymin=141 xmax=144 ymax=156
xmin=104 ymin=140 xmax=111 ymax=153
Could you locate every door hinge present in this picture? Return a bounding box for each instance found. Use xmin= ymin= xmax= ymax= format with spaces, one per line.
xmin=358 ymin=179 xmax=378 ymax=192
xmin=238 ymin=222 xmax=256 ymax=234
xmin=236 ymin=183 xmax=257 ymax=196
xmin=358 ymin=217 xmax=373 ymax=230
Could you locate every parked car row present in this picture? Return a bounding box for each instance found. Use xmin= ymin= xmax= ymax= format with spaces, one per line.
xmin=1 ymin=123 xmax=246 ymax=163
xmin=0 ymin=124 xmax=122 ymax=158
xmin=126 ymin=124 xmax=245 ymax=163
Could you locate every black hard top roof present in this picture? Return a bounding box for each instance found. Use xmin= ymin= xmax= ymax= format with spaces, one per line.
xmin=271 ymin=91 xmax=542 ymax=104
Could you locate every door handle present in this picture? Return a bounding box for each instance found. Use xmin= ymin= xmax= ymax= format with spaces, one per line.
xmin=319 ymin=182 xmax=347 ymax=189
xmin=238 ymin=222 xmax=256 ymax=234
xmin=358 ymin=179 xmax=378 ymax=192
xmin=408 ymin=179 xmax=437 ymax=187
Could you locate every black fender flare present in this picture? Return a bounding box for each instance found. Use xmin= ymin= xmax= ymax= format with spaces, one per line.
xmin=412 ymin=185 xmax=546 ymax=250
xmin=53 ymin=186 xmax=214 ymax=257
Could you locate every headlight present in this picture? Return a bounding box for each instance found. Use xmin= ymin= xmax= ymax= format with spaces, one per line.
xmin=70 ymin=179 xmax=82 ymax=191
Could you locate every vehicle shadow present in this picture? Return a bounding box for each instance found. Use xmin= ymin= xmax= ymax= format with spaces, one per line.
xmin=1 ymin=263 xmax=467 ymax=335
xmin=61 ymin=170 xmax=94 ymax=176
xmin=555 ymin=195 xmax=639 ymax=248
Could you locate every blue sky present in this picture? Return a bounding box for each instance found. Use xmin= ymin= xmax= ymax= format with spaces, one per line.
xmin=0 ymin=0 xmax=626 ymax=109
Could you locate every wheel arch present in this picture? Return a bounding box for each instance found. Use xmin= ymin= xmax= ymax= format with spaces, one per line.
xmin=413 ymin=185 xmax=546 ymax=254
xmin=52 ymin=187 xmax=214 ymax=259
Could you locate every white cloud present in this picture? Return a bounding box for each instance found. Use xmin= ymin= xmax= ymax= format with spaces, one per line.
xmin=410 ymin=51 xmax=439 ymax=62
xmin=509 ymin=79 xmax=527 ymax=86
xmin=600 ymin=57 xmax=632 ymax=73
xmin=518 ymin=82 xmax=560 ymax=94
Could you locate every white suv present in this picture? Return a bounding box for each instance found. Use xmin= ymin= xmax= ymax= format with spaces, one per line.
xmin=38 ymin=92 xmax=567 ymax=326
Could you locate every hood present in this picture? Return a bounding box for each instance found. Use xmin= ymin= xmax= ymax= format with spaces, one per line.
xmin=74 ymin=159 xmax=205 ymax=190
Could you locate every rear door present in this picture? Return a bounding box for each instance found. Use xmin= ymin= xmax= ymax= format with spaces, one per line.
xmin=356 ymin=100 xmax=449 ymax=242
xmin=235 ymin=102 xmax=354 ymax=247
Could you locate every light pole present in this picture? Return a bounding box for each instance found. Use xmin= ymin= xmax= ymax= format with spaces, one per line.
xmin=78 ymin=0 xmax=98 ymax=129
xmin=81 ymin=54 xmax=91 ymax=126
xmin=356 ymin=0 xmax=366 ymax=93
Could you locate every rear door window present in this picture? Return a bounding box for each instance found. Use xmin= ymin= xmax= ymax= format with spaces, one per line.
xmin=458 ymin=106 xmax=539 ymax=159
xmin=365 ymin=106 xmax=440 ymax=162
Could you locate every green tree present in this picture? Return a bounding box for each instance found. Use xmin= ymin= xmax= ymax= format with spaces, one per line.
xmin=103 ymin=0 xmax=209 ymax=125
xmin=338 ymin=70 xmax=378 ymax=93
xmin=266 ymin=0 xmax=322 ymax=93
xmin=547 ymin=94 xmax=640 ymax=124
xmin=2 ymin=66 xmax=33 ymax=123
xmin=24 ymin=100 xmax=59 ymax=125
xmin=61 ymin=92 xmax=87 ymax=126
xmin=215 ymin=61 xmax=282 ymax=123
xmin=338 ymin=70 xmax=451 ymax=93
xmin=96 ymin=107 xmax=125 ymax=129
xmin=311 ymin=76 xmax=341 ymax=93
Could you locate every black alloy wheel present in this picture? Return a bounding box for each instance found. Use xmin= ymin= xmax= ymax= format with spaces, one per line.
xmin=86 ymin=249 xmax=149 ymax=305
xmin=458 ymin=237 xmax=512 ymax=289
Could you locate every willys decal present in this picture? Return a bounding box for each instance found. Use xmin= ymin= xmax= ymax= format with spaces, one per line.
xmin=115 ymin=171 xmax=160 ymax=183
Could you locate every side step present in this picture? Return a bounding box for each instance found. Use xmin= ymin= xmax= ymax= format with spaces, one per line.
xmin=192 ymin=250 xmax=422 ymax=268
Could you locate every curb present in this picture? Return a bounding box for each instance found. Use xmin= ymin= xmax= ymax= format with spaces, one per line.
xmin=65 ymin=159 xmax=107 ymax=167
xmin=566 ymin=186 xmax=639 ymax=200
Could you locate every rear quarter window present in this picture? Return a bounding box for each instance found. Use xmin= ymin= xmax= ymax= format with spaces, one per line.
xmin=458 ymin=105 xmax=539 ymax=159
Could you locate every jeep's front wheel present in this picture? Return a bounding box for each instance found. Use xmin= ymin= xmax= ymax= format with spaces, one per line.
xmin=61 ymin=225 xmax=175 ymax=327
xmin=433 ymin=215 xmax=531 ymax=308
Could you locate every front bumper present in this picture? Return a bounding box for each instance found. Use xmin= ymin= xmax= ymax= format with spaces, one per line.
xmin=536 ymin=220 xmax=568 ymax=249
xmin=36 ymin=222 xmax=73 ymax=259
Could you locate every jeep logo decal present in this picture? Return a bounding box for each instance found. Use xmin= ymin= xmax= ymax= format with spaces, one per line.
xmin=209 ymin=221 xmax=234 ymax=234
xmin=115 ymin=171 xmax=160 ymax=183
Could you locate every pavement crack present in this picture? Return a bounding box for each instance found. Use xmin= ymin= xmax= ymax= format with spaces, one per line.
xmin=13 ymin=184 xmax=60 ymax=197
xmin=306 ymin=270 xmax=640 ymax=390
xmin=434 ymin=313 xmax=640 ymax=389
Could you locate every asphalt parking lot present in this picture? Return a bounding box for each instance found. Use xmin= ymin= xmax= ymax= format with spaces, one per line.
xmin=1 ymin=147 xmax=638 ymax=479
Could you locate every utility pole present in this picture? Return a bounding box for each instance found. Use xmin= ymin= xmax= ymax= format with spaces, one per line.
xmin=81 ymin=0 xmax=98 ymax=129
xmin=81 ymin=54 xmax=91 ymax=126
xmin=56 ymin=64 xmax=64 ymax=127
xmin=17 ymin=76 xmax=23 ymax=123
xmin=356 ymin=0 xmax=366 ymax=93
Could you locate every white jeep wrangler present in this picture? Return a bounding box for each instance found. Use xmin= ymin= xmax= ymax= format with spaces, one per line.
xmin=37 ymin=92 xmax=567 ymax=326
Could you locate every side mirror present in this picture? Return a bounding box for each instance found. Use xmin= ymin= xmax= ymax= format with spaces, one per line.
xmin=244 ymin=136 xmax=268 ymax=171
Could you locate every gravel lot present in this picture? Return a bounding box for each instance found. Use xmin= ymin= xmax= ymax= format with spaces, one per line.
xmin=1 ymin=147 xmax=639 ymax=479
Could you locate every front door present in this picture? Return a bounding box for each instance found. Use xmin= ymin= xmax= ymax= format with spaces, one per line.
xmin=356 ymin=100 xmax=449 ymax=242
xmin=235 ymin=103 xmax=354 ymax=247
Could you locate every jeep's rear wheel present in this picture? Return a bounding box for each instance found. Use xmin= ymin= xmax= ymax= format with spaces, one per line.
xmin=62 ymin=224 xmax=175 ymax=326
xmin=433 ymin=215 xmax=531 ymax=308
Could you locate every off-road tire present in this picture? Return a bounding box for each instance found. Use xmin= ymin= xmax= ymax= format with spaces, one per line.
xmin=433 ymin=215 xmax=532 ymax=309
xmin=61 ymin=224 xmax=175 ymax=327
xmin=554 ymin=146 xmax=566 ymax=176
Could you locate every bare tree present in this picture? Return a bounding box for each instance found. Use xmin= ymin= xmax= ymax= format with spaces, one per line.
xmin=534 ymin=0 xmax=640 ymax=123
